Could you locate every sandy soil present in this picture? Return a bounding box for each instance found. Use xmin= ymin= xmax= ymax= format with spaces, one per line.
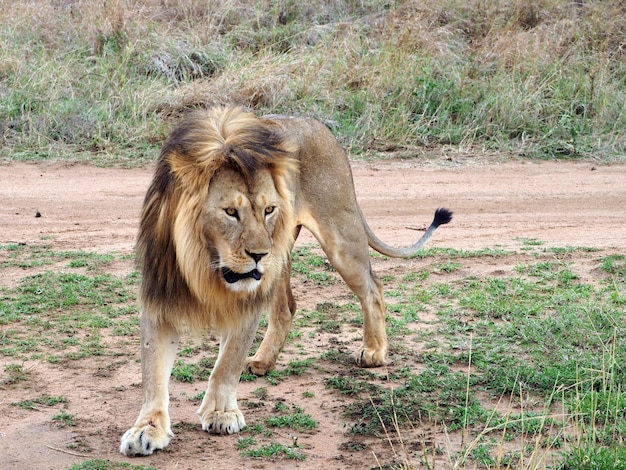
xmin=1 ymin=158 xmax=625 ymax=470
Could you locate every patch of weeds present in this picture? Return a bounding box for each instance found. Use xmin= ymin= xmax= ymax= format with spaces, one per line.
xmin=406 ymin=245 xmax=626 ymax=467
xmin=339 ymin=441 xmax=368 ymax=451
xmin=470 ymin=442 xmax=495 ymax=467
xmin=1 ymin=269 xmax=137 ymax=360
xmin=574 ymin=390 xmax=626 ymax=425
xmin=285 ymin=357 xmax=314 ymax=376
xmin=302 ymin=391 xmax=314 ymax=398
xmin=13 ymin=394 xmax=68 ymax=410
xmin=245 ymin=422 xmax=274 ymax=438
xmin=241 ymin=442 xmax=305 ymax=461
xmin=265 ymin=411 xmax=317 ymax=432
xmin=243 ymin=399 xmax=265 ymax=410
xmin=69 ymin=459 xmax=156 ymax=470
xmin=196 ymin=355 xmax=216 ymax=380
xmin=3 ymin=363 xmax=28 ymax=384
xmin=112 ymin=318 xmax=139 ymax=336
xmin=172 ymin=421 xmax=198 ymax=432
xmin=273 ymin=401 xmax=289 ymax=413
xmin=240 ymin=371 xmax=258 ymax=382
xmin=385 ymin=314 xmax=412 ymax=338
xmin=252 ymin=387 xmax=268 ymax=400
xmin=291 ymin=245 xmax=337 ymax=285
xmin=458 ymin=276 xmax=549 ymax=319
xmin=387 ymin=302 xmax=422 ymax=324
xmin=291 ymin=245 xmax=325 ymax=269
xmin=178 ymin=344 xmax=201 ymax=357
xmin=0 ymin=245 xmax=122 ymax=272
xmin=402 ymin=269 xmax=429 ymax=282
xmin=602 ymin=254 xmax=626 ymax=278
xmin=307 ymin=271 xmax=337 ymax=286
xmin=559 ymin=444 xmax=626 ymax=469
xmin=319 ymin=347 xmax=354 ymax=366
xmin=310 ymin=302 xmax=346 ymax=333
xmin=171 ymin=360 xmax=199 ymax=383
xmin=293 ymin=308 xmax=314 ymax=328
xmin=1 ymin=244 xmax=55 ymax=269
xmin=517 ymin=237 xmax=544 ymax=248
xmin=409 ymin=246 xmax=513 ymax=259
xmin=264 ymin=368 xmax=288 ymax=386
xmin=285 ymin=328 xmax=303 ymax=343
xmin=66 ymin=437 xmax=92 ymax=453
xmin=549 ymin=246 xmax=601 ymax=254
xmin=52 ymin=410 xmax=75 ymax=427
xmin=236 ymin=436 xmax=257 ymax=450
xmin=435 ymin=261 xmax=462 ymax=273
xmin=191 ymin=391 xmax=206 ymax=402
xmin=94 ymin=360 xmax=128 ymax=378
xmin=67 ymin=252 xmax=115 ymax=270
xmin=521 ymin=261 xmax=584 ymax=289
xmin=325 ymin=375 xmax=378 ymax=397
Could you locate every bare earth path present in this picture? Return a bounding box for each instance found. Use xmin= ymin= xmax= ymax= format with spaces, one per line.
xmin=2 ymin=160 xmax=624 ymax=255
xmin=1 ymin=159 xmax=625 ymax=469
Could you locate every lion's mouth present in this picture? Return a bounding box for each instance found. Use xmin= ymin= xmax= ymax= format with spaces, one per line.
xmin=222 ymin=267 xmax=262 ymax=284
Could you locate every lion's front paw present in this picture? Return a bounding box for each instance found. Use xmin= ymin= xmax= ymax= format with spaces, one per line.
xmin=120 ymin=421 xmax=173 ymax=456
xmin=245 ymin=355 xmax=275 ymax=376
xmin=198 ymin=409 xmax=246 ymax=435
xmin=355 ymin=347 xmax=387 ymax=368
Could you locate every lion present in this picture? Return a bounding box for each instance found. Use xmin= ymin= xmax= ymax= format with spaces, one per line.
xmin=120 ymin=106 xmax=452 ymax=456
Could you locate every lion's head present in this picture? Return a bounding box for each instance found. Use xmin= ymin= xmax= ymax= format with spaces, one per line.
xmin=137 ymin=107 xmax=298 ymax=331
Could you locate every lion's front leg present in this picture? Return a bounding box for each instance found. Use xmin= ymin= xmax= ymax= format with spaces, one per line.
xmin=246 ymin=267 xmax=295 ymax=376
xmin=197 ymin=312 xmax=261 ymax=434
xmin=120 ymin=313 xmax=179 ymax=456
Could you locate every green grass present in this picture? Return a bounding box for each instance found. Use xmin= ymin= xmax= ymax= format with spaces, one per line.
xmin=69 ymin=460 xmax=156 ymax=470
xmin=264 ymin=410 xmax=317 ymax=432
xmin=171 ymin=360 xmax=199 ymax=383
xmin=291 ymin=245 xmax=338 ymax=286
xmin=2 ymin=0 xmax=626 ymax=164
xmin=0 ymin=246 xmax=137 ymax=361
xmin=0 ymin=244 xmax=124 ymax=270
xmin=52 ymin=409 xmax=76 ymax=427
xmin=13 ymin=394 xmax=68 ymax=410
xmin=239 ymin=408 xmax=311 ymax=461
xmin=1 ymin=241 xmax=625 ymax=467
xmin=241 ymin=442 xmax=305 ymax=461
xmin=301 ymin=243 xmax=625 ymax=467
xmin=2 ymin=363 xmax=28 ymax=384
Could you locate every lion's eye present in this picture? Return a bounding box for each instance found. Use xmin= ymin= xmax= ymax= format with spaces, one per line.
xmin=225 ymin=208 xmax=239 ymax=219
xmin=264 ymin=206 xmax=276 ymax=216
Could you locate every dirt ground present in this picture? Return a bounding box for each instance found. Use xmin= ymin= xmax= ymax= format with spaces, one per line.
xmin=1 ymin=158 xmax=625 ymax=470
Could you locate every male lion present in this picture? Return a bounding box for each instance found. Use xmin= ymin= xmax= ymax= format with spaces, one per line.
xmin=120 ymin=106 xmax=451 ymax=456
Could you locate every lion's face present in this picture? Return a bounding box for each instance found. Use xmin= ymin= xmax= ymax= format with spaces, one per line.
xmin=203 ymin=166 xmax=282 ymax=294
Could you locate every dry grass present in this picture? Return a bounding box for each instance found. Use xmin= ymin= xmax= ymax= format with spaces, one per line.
xmin=2 ymin=0 xmax=626 ymax=163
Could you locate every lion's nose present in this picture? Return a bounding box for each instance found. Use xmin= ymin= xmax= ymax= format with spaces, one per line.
xmin=246 ymin=250 xmax=268 ymax=263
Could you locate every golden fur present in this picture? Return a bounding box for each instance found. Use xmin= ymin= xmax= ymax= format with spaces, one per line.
xmin=137 ymin=107 xmax=297 ymax=332
xmin=121 ymin=106 xmax=451 ymax=456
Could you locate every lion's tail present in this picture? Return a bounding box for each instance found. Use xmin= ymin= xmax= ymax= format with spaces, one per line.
xmin=362 ymin=208 xmax=453 ymax=258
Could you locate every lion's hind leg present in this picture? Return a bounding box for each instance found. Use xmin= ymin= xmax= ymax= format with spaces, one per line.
xmin=309 ymin=220 xmax=388 ymax=368
xmin=120 ymin=314 xmax=179 ymax=456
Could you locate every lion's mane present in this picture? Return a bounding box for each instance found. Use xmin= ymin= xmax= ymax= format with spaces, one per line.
xmin=137 ymin=107 xmax=298 ymax=332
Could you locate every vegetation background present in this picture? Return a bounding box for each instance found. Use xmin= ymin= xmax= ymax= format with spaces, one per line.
xmin=1 ymin=1 xmax=626 ymax=469
xmin=2 ymin=0 xmax=626 ymax=165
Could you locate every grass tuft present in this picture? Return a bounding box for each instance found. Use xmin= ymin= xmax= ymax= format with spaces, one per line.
xmin=2 ymin=0 xmax=626 ymax=164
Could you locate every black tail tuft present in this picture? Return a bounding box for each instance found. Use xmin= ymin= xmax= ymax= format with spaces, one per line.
xmin=432 ymin=207 xmax=453 ymax=227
